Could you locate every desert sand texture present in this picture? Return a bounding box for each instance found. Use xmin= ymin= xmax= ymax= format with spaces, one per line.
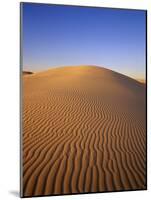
xmin=22 ymin=66 xmax=146 ymax=197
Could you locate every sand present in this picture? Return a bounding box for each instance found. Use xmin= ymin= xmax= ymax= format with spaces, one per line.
xmin=22 ymin=66 xmax=146 ymax=197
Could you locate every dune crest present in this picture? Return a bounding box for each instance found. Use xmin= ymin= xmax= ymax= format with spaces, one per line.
xmin=22 ymin=65 xmax=146 ymax=197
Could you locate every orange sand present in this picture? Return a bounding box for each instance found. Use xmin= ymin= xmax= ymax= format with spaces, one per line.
xmin=22 ymin=66 xmax=146 ymax=197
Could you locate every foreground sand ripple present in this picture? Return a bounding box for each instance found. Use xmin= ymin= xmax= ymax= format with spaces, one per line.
xmin=22 ymin=66 xmax=146 ymax=197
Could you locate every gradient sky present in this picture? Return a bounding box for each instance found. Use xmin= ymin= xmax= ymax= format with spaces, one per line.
xmin=22 ymin=3 xmax=146 ymax=80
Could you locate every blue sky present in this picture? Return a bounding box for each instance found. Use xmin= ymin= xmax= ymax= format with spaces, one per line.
xmin=22 ymin=3 xmax=146 ymax=80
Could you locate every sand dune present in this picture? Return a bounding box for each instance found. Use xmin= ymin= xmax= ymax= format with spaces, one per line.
xmin=23 ymin=71 xmax=33 ymax=75
xmin=22 ymin=66 xmax=146 ymax=197
xmin=137 ymin=79 xmax=146 ymax=84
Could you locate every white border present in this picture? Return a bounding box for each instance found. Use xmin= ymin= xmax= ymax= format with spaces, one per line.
xmin=0 ymin=0 xmax=150 ymax=199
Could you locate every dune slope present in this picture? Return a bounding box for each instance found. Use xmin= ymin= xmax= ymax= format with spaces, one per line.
xmin=22 ymin=66 xmax=146 ymax=197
